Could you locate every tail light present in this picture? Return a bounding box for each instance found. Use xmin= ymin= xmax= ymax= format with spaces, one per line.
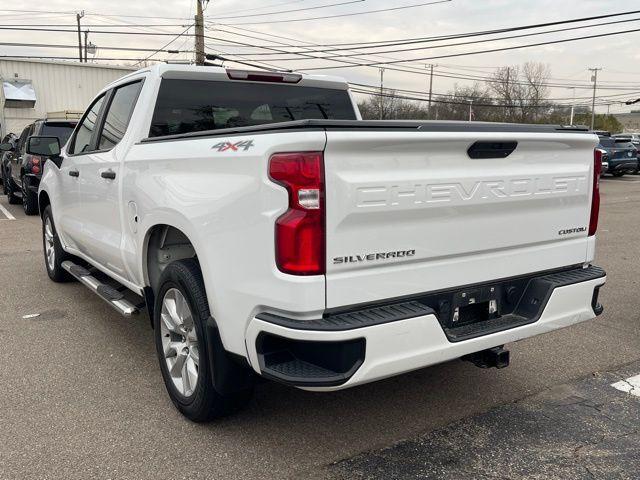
xmin=27 ymin=155 xmax=42 ymax=175
xmin=269 ymin=152 xmax=325 ymax=275
xmin=589 ymin=149 xmax=602 ymax=236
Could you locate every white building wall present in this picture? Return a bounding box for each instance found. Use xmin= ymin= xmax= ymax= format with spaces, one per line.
xmin=0 ymin=59 xmax=134 ymax=136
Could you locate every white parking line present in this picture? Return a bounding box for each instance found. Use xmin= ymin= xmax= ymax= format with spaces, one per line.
xmin=0 ymin=201 xmax=15 ymax=220
xmin=611 ymin=374 xmax=640 ymax=397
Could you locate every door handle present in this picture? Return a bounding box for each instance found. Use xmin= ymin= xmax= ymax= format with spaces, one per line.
xmin=101 ymin=170 xmax=116 ymax=180
xmin=69 ymin=169 xmax=79 ymax=177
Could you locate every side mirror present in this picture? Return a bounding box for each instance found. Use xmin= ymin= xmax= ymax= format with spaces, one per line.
xmin=0 ymin=142 xmax=14 ymax=152
xmin=26 ymin=136 xmax=60 ymax=158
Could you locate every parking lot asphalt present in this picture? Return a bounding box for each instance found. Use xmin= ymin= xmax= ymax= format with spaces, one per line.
xmin=0 ymin=177 xmax=639 ymax=480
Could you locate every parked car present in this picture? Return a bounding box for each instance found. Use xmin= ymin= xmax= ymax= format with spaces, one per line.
xmin=597 ymin=134 xmax=638 ymax=177
xmin=1 ymin=133 xmax=17 ymax=195
xmin=20 ymin=65 xmax=606 ymax=422
xmin=4 ymin=118 xmax=76 ymax=214
xmin=613 ymin=133 xmax=640 ymax=174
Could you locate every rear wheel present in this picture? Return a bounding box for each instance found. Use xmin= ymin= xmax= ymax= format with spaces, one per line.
xmin=6 ymin=176 xmax=20 ymax=204
xmin=42 ymin=206 xmax=73 ymax=282
xmin=22 ymin=177 xmax=38 ymax=215
xmin=1 ymin=166 xmax=7 ymax=195
xmin=154 ymin=259 xmax=253 ymax=422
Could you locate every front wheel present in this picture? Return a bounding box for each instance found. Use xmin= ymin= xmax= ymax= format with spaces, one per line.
xmin=42 ymin=206 xmax=73 ymax=282
xmin=612 ymin=171 xmax=625 ymax=178
xmin=154 ymin=259 xmax=253 ymax=422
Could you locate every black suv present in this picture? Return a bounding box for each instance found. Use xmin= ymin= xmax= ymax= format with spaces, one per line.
xmin=597 ymin=134 xmax=638 ymax=177
xmin=1 ymin=133 xmax=18 ymax=195
xmin=4 ymin=119 xmax=76 ymax=214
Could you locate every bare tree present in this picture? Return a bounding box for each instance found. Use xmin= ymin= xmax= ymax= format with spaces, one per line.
xmin=357 ymin=62 xmax=554 ymax=124
xmin=433 ymin=84 xmax=497 ymax=122
xmin=489 ymin=62 xmax=550 ymax=123
xmin=358 ymin=90 xmax=430 ymax=120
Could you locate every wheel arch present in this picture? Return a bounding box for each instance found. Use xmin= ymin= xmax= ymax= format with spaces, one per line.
xmin=143 ymin=224 xmax=201 ymax=327
xmin=38 ymin=190 xmax=51 ymax=217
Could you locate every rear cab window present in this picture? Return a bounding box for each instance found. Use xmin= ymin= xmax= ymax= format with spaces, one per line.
xmin=149 ymin=79 xmax=357 ymax=137
xmin=41 ymin=122 xmax=77 ymax=148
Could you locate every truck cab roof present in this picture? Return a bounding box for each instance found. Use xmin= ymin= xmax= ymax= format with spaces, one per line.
xmin=104 ymin=64 xmax=350 ymax=93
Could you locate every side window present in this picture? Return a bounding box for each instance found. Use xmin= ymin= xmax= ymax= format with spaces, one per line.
xmin=69 ymin=94 xmax=105 ymax=155
xmin=18 ymin=126 xmax=31 ymax=155
xmin=98 ymin=81 xmax=143 ymax=150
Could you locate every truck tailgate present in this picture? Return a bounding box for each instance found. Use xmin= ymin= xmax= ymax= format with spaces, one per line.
xmin=324 ymin=130 xmax=598 ymax=308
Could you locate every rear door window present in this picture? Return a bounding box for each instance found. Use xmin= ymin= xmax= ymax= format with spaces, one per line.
xmin=98 ymin=81 xmax=143 ymax=150
xmin=149 ymin=79 xmax=356 ymax=137
xmin=69 ymin=94 xmax=106 ymax=155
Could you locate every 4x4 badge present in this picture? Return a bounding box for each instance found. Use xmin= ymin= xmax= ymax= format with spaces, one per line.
xmin=212 ymin=140 xmax=255 ymax=152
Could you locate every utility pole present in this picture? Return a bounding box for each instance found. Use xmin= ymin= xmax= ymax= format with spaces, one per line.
xmin=469 ymin=99 xmax=473 ymax=122
xmin=588 ymin=67 xmax=602 ymax=130
xmin=195 ymin=0 xmax=207 ymax=66
xmin=84 ymin=30 xmax=89 ymax=63
xmin=76 ymin=11 xmax=84 ymax=63
xmin=379 ymin=67 xmax=385 ymax=120
xmin=426 ymin=64 xmax=436 ymax=118
xmin=568 ymin=87 xmax=576 ymax=125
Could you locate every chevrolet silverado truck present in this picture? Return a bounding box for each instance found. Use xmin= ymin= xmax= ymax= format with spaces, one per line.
xmin=20 ymin=65 xmax=606 ymax=422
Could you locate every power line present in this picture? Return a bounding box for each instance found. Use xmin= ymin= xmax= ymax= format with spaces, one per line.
xmin=0 ymin=55 xmax=191 ymax=62
xmin=350 ymin=87 xmax=633 ymax=109
xmin=208 ymin=27 xmax=640 ymax=91
xmin=0 ymin=9 xmax=192 ymax=20
xmin=214 ymin=0 xmax=452 ymax=25
xmin=350 ymin=82 xmax=640 ymax=102
xmin=0 ymin=41 xmax=193 ymax=53
xmin=0 ymin=23 xmax=190 ymax=28
xmin=214 ymin=9 xmax=640 ymax=55
xmin=228 ymin=0 xmax=308 ymax=14
xmin=303 ymin=26 xmax=640 ymax=70
xmin=233 ymin=15 xmax=640 ymax=61
xmin=0 ymin=26 xmax=197 ymax=36
xmin=133 ymin=25 xmax=194 ymax=66
xmin=207 ymin=0 xmax=365 ymax=20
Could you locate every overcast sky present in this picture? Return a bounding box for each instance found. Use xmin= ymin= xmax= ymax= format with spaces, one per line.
xmin=1 ymin=0 xmax=639 ymax=114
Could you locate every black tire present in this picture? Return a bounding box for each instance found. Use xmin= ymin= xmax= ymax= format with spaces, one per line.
xmin=612 ymin=171 xmax=625 ymax=178
xmin=154 ymin=259 xmax=253 ymax=422
xmin=42 ymin=205 xmax=73 ymax=282
xmin=6 ymin=176 xmax=20 ymax=204
xmin=22 ymin=177 xmax=38 ymax=215
xmin=1 ymin=166 xmax=7 ymax=195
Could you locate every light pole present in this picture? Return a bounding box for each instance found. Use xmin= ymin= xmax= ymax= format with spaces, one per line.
xmin=588 ymin=67 xmax=602 ymax=130
xmin=468 ymin=99 xmax=473 ymax=122
xmin=379 ymin=67 xmax=385 ymax=120
xmin=426 ymin=64 xmax=436 ymax=118
xmin=568 ymin=87 xmax=576 ymax=125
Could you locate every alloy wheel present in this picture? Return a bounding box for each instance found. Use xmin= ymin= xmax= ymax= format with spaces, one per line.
xmin=44 ymin=217 xmax=56 ymax=272
xmin=160 ymin=288 xmax=200 ymax=397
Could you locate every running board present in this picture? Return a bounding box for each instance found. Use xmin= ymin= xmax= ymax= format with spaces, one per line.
xmin=61 ymin=261 xmax=140 ymax=317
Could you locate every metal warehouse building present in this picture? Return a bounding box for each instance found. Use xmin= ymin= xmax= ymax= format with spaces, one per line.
xmin=0 ymin=59 xmax=134 ymax=137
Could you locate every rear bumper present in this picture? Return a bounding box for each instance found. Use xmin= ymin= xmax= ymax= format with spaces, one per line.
xmin=608 ymin=160 xmax=638 ymax=172
xmin=245 ymin=266 xmax=606 ymax=391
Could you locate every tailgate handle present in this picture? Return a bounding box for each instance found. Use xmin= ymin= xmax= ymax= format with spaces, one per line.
xmin=467 ymin=141 xmax=517 ymax=159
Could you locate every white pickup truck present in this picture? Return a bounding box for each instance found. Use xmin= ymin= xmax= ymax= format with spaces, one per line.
xmin=23 ymin=65 xmax=606 ymax=422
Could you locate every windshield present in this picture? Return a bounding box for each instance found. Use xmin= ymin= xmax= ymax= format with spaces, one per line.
xmin=42 ymin=122 xmax=77 ymax=147
xmin=149 ymin=79 xmax=357 ymax=137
